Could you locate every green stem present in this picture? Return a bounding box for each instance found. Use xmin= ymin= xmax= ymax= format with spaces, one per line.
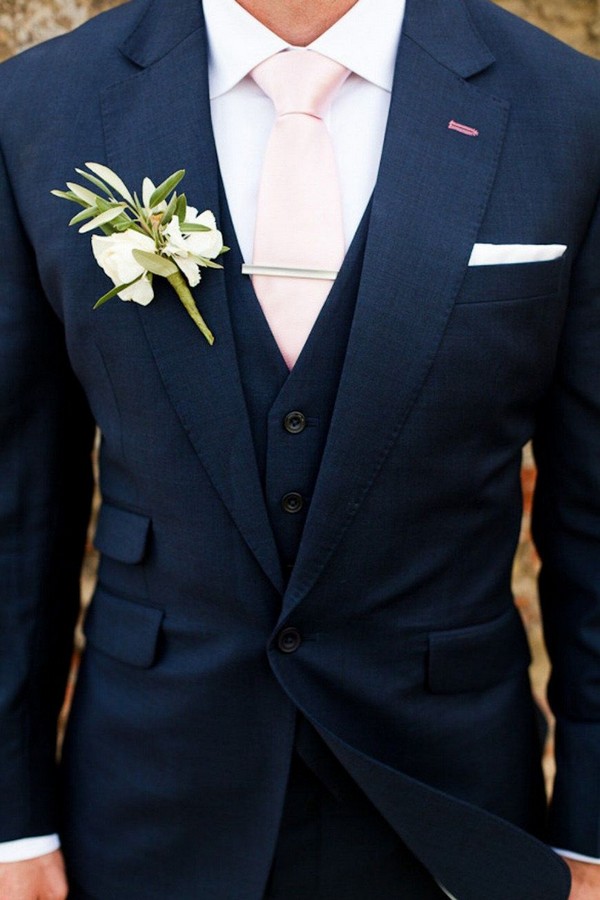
xmin=167 ymin=270 xmax=214 ymax=345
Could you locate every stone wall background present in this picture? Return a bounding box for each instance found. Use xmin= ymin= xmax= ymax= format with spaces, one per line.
xmin=0 ymin=0 xmax=119 ymax=60
xmin=2 ymin=0 xmax=599 ymax=781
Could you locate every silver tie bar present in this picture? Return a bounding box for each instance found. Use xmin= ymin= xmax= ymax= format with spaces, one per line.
xmin=242 ymin=264 xmax=338 ymax=281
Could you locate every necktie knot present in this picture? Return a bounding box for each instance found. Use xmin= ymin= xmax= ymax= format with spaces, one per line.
xmin=251 ymin=49 xmax=350 ymax=119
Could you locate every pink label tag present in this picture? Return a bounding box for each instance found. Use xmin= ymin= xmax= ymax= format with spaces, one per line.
xmin=448 ymin=119 xmax=479 ymax=137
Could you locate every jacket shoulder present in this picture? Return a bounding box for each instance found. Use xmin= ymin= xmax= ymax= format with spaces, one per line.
xmin=463 ymin=0 xmax=600 ymax=144
xmin=2 ymin=0 xmax=146 ymax=63
xmin=0 ymin=0 xmax=147 ymax=101
xmin=464 ymin=0 xmax=600 ymax=77
xmin=0 ymin=0 xmax=153 ymax=160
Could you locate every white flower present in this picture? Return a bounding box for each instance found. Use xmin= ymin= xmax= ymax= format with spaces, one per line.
xmin=55 ymin=163 xmax=224 ymax=342
xmin=91 ymin=230 xmax=156 ymax=305
xmin=163 ymin=208 xmax=224 ymax=288
xmin=183 ymin=208 xmax=224 ymax=259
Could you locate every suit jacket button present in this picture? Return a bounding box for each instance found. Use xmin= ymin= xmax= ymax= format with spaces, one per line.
xmin=282 ymin=492 xmax=304 ymax=514
xmin=283 ymin=411 xmax=306 ymax=434
xmin=278 ymin=627 xmax=302 ymax=653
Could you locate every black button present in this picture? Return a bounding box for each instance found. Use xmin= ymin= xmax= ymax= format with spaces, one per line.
xmin=283 ymin=411 xmax=306 ymax=434
xmin=277 ymin=627 xmax=302 ymax=653
xmin=282 ymin=492 xmax=304 ymax=514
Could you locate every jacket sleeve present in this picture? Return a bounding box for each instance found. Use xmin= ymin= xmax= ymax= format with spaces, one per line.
xmin=0 ymin=141 xmax=95 ymax=841
xmin=532 ymin=186 xmax=600 ymax=857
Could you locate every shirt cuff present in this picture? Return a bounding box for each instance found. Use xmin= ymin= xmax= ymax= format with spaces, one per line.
xmin=0 ymin=834 xmax=60 ymax=862
xmin=553 ymin=848 xmax=600 ymax=866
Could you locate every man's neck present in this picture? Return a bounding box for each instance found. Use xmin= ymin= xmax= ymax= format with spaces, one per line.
xmin=234 ymin=0 xmax=360 ymax=45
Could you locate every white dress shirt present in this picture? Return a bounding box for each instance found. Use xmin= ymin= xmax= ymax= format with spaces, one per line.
xmin=4 ymin=0 xmax=597 ymax=874
xmin=206 ymin=0 xmax=403 ymax=261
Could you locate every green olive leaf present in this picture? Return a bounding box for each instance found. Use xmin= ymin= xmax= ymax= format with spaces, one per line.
xmin=66 ymin=182 xmax=99 ymax=206
xmin=85 ymin=162 xmax=135 ymax=205
xmin=79 ymin=205 xmax=128 ymax=233
xmin=149 ymin=170 xmax=186 ymax=208
xmin=93 ymin=274 xmax=145 ymax=309
xmin=132 ymin=250 xmax=178 ymax=277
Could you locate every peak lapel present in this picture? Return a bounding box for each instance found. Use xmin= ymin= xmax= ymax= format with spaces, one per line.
xmin=284 ymin=0 xmax=509 ymax=613
xmin=100 ymin=0 xmax=283 ymax=593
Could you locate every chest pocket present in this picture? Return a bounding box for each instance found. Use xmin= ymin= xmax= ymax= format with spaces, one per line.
xmin=456 ymin=256 xmax=565 ymax=305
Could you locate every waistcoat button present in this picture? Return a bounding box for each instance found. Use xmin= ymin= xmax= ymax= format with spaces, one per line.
xmin=277 ymin=627 xmax=302 ymax=653
xmin=283 ymin=411 xmax=306 ymax=434
xmin=282 ymin=492 xmax=304 ymax=514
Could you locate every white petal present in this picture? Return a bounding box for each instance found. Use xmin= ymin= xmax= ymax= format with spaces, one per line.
xmin=142 ymin=178 xmax=156 ymax=210
xmin=186 ymin=228 xmax=224 ymax=260
xmin=195 ymin=209 xmax=217 ymax=230
xmin=164 ymin=217 xmax=187 ymax=254
xmin=120 ymin=275 xmax=155 ymax=305
xmin=176 ymin=256 xmax=201 ymax=288
xmin=184 ymin=208 xmax=216 ymax=231
xmin=91 ymin=231 xmax=155 ymax=287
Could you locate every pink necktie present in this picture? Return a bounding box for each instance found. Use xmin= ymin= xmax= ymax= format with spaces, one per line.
xmin=250 ymin=50 xmax=350 ymax=369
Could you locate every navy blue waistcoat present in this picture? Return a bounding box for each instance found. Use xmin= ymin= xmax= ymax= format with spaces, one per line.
xmin=224 ymin=200 xmax=372 ymax=573
xmin=224 ymin=195 xmax=374 ymax=795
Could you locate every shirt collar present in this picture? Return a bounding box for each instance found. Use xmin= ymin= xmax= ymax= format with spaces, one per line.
xmin=203 ymin=0 xmax=406 ymax=100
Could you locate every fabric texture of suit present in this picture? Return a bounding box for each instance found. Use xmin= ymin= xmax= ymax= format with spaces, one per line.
xmin=1 ymin=0 xmax=600 ymax=896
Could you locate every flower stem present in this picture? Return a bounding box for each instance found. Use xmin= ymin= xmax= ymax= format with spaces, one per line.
xmin=167 ymin=270 xmax=214 ymax=345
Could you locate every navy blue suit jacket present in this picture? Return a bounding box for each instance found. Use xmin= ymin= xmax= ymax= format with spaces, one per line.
xmin=1 ymin=0 xmax=600 ymax=896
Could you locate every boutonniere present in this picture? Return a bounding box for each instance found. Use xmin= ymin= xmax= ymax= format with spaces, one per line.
xmin=52 ymin=163 xmax=228 ymax=344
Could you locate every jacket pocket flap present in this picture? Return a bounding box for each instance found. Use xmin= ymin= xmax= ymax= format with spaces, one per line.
xmin=428 ymin=608 xmax=531 ymax=694
xmin=93 ymin=502 xmax=151 ymax=564
xmin=457 ymin=256 xmax=564 ymax=304
xmin=84 ymin=586 xmax=164 ymax=668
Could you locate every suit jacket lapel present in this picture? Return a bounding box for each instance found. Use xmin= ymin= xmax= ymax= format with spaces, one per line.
xmin=100 ymin=0 xmax=284 ymax=593
xmin=284 ymin=0 xmax=509 ymax=612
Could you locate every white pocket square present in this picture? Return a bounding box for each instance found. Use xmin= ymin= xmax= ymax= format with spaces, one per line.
xmin=468 ymin=243 xmax=567 ymax=266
